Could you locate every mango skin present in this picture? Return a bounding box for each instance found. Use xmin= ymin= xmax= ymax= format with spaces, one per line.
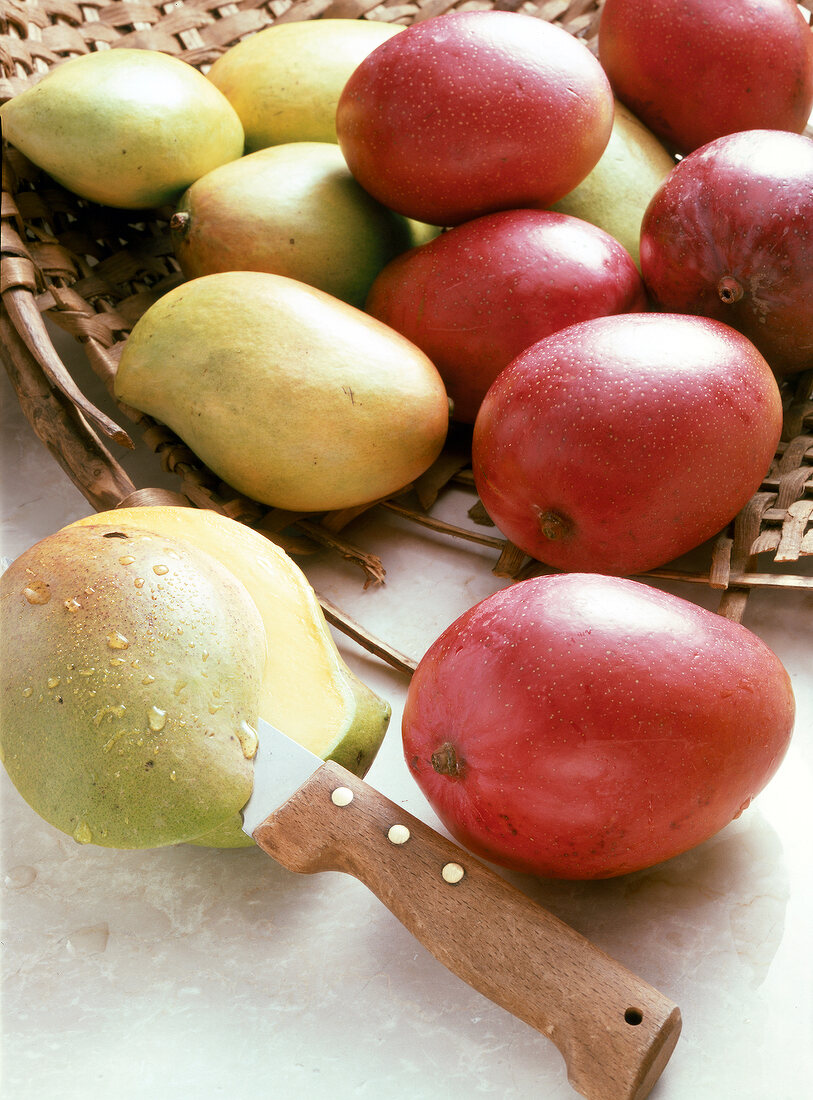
xmin=366 ymin=209 xmax=647 ymax=423
xmin=336 ymin=12 xmax=614 ymax=226
xmin=114 ymin=272 xmax=450 ymax=513
xmin=598 ymin=0 xmax=813 ymax=156
xmin=472 ymin=313 xmax=784 ymax=576
xmin=171 ymin=142 xmax=413 ymax=308
xmin=550 ymin=100 xmax=675 ymax=268
xmin=0 ymin=524 xmax=265 ymax=848
xmin=207 ymin=19 xmax=403 ymax=151
xmin=0 ymin=49 xmax=245 ymax=208
xmin=402 ymin=572 xmax=795 ymax=879
xmin=69 ymin=506 xmax=392 ymax=848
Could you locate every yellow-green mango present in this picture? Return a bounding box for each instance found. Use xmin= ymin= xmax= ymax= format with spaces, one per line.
xmin=171 ymin=142 xmax=414 ymax=308
xmin=407 ymin=219 xmax=444 ymax=247
xmin=207 ymin=19 xmax=403 ymax=150
xmin=0 ymin=524 xmax=265 ymax=848
xmin=550 ymin=100 xmax=675 ymax=267
xmin=70 ymin=506 xmax=392 ymax=848
xmin=114 ymin=272 xmax=450 ymax=513
xmin=0 ymin=49 xmax=244 ymax=208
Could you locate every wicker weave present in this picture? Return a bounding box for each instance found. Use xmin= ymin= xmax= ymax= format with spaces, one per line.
xmin=1 ymin=0 xmax=812 ymax=644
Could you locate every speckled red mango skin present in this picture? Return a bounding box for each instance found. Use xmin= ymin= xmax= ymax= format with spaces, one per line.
xmin=640 ymin=130 xmax=813 ymax=378
xmin=402 ymin=573 xmax=795 ymax=880
xmin=365 ymin=209 xmax=647 ymax=424
xmin=471 ymin=313 xmax=783 ymax=577
xmin=598 ymin=0 xmax=813 ymax=156
xmin=336 ymin=11 xmax=613 ymax=227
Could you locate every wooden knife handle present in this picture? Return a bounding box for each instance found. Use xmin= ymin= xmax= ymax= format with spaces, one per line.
xmin=253 ymin=761 xmax=681 ymax=1100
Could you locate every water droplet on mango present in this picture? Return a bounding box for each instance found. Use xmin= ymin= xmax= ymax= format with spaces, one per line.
xmin=107 ymin=631 xmax=130 ymax=650
xmin=237 ymin=720 xmax=259 ymax=760
xmin=73 ymin=822 xmax=93 ymax=845
xmin=119 ymin=555 xmax=136 ymax=566
xmin=148 ymin=706 xmax=167 ymax=732
xmin=153 ymin=564 xmax=169 ymax=576
xmin=23 ymin=579 xmax=51 ymax=604
xmin=64 ymin=597 xmax=81 ymax=613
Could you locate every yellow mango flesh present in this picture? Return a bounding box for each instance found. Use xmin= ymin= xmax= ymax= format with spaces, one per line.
xmin=113 ymin=272 xmax=450 ymax=513
xmin=0 ymin=49 xmax=245 ymax=209
xmin=207 ymin=19 xmax=403 ymax=150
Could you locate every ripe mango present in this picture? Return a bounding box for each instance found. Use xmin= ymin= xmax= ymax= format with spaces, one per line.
xmin=69 ymin=507 xmax=392 ymax=848
xmin=0 ymin=49 xmax=244 ymax=208
xmin=114 ymin=272 xmax=450 ymax=513
xmin=171 ymin=142 xmax=413 ymax=308
xmin=0 ymin=524 xmax=264 ymax=848
xmin=207 ymin=19 xmax=403 ymax=150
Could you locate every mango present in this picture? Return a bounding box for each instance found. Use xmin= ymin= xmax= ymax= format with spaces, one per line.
xmin=207 ymin=19 xmax=403 ymax=151
xmin=0 ymin=524 xmax=264 ymax=848
xmin=69 ymin=507 xmax=393 ymax=847
xmin=114 ymin=272 xmax=450 ymax=513
xmin=171 ymin=142 xmax=413 ymax=308
xmin=550 ymin=100 xmax=675 ymax=267
xmin=0 ymin=49 xmax=244 ymax=209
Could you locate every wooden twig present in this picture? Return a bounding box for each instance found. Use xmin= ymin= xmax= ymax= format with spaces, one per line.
xmin=318 ymin=595 xmax=418 ymax=677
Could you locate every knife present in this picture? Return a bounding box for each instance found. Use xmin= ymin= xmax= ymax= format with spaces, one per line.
xmin=244 ymin=717 xmax=682 ymax=1100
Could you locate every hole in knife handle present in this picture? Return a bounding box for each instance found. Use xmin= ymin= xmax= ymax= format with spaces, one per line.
xmin=624 ymin=1007 xmax=644 ymax=1026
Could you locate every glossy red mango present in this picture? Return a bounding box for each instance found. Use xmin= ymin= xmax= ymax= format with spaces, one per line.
xmin=337 ymin=11 xmax=613 ymax=226
xmin=599 ymin=0 xmax=813 ymax=155
xmin=640 ymin=129 xmax=813 ymax=378
xmin=403 ymin=573 xmax=795 ymax=879
xmin=366 ymin=209 xmax=647 ymax=424
xmin=472 ymin=313 xmax=783 ymax=576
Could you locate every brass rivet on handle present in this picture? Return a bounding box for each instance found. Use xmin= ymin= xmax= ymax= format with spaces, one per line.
xmin=387 ymin=824 xmax=411 ymax=845
xmin=331 ymin=787 xmax=354 ymax=807
xmin=442 ymin=862 xmax=465 ymax=884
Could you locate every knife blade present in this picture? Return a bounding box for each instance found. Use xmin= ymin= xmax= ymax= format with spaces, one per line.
xmin=243 ymin=717 xmax=682 ymax=1100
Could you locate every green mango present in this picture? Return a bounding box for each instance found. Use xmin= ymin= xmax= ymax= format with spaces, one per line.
xmin=207 ymin=18 xmax=403 ymax=151
xmin=70 ymin=506 xmax=393 ymax=848
xmin=171 ymin=142 xmax=414 ymax=308
xmin=0 ymin=49 xmax=244 ymax=208
xmin=550 ymin=100 xmax=675 ymax=268
xmin=114 ymin=271 xmax=450 ymax=514
xmin=0 ymin=524 xmax=264 ymax=848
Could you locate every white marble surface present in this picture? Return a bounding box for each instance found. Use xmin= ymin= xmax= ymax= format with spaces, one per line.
xmin=1 ymin=324 xmax=811 ymax=1100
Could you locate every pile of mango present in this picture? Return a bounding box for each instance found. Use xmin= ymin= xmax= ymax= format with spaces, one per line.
xmin=1 ymin=6 xmax=808 ymax=874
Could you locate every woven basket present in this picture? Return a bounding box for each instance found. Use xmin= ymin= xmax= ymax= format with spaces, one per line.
xmin=2 ymin=0 xmax=812 ymax=661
